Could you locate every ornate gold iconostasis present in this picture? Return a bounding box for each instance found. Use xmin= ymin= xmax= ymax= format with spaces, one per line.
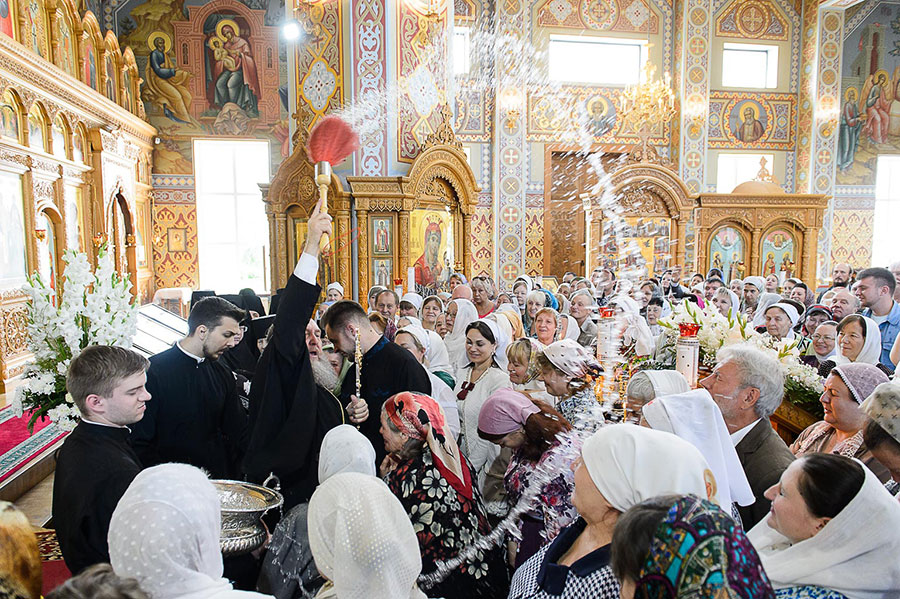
xmin=697 ymin=179 xmax=828 ymax=288
xmin=349 ymin=117 xmax=479 ymax=308
xmin=582 ymin=151 xmax=697 ymax=278
xmin=0 ymin=21 xmax=155 ymax=393
xmin=260 ymin=131 xmax=352 ymax=298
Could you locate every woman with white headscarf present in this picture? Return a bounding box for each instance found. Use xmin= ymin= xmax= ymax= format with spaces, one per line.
xmin=308 ymin=472 xmax=426 ymax=599
xmin=712 ymin=286 xmax=742 ymax=318
xmin=109 ymin=464 xmax=273 ymax=599
xmin=829 ymin=314 xmax=883 ymax=366
xmin=508 ymin=424 xmax=716 ymax=599
xmin=763 ymin=302 xmax=801 ymax=341
xmin=444 ymin=298 xmax=479 ymax=373
xmin=642 ymin=388 xmax=756 ymax=518
xmin=396 ymin=315 xmax=455 ymax=387
xmin=394 ymin=324 xmax=460 ymax=438
xmin=258 ymin=426 xmax=377 ymax=599
xmin=748 ymin=453 xmax=900 ymax=599
xmin=610 ymin=295 xmax=654 ymax=357
xmin=623 ymin=370 xmax=690 ymax=424
xmin=751 ymin=292 xmax=782 ymax=329
xmin=537 ymin=339 xmax=602 ymax=430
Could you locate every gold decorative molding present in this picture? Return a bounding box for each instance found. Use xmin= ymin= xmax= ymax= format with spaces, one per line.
xmin=0 ymin=33 xmax=154 ymax=146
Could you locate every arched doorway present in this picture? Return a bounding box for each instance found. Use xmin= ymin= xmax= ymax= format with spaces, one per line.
xmin=106 ymin=189 xmax=137 ymax=288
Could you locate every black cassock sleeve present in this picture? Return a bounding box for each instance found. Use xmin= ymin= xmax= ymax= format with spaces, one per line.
xmin=243 ymin=274 xmax=321 ymax=481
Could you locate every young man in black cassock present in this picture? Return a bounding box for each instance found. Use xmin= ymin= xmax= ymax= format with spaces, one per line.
xmin=52 ymin=345 xmax=150 ymax=574
xmin=322 ymin=300 xmax=431 ymax=466
xmin=242 ymin=197 xmax=344 ymax=510
xmin=130 ymin=296 xmax=249 ymax=479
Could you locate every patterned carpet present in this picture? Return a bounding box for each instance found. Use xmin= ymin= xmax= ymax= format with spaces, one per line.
xmin=35 ymin=529 xmax=71 ymax=593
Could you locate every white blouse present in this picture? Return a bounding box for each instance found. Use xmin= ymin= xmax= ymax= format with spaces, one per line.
xmin=454 ymin=366 xmax=511 ymax=490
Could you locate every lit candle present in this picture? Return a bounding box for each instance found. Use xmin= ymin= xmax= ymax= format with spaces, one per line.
xmin=407 ymin=267 xmax=416 ymax=293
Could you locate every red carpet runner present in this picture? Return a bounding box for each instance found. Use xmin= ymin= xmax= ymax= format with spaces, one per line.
xmin=0 ymin=405 xmax=67 ymax=485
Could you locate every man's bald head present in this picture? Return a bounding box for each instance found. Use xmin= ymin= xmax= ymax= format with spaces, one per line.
xmin=451 ymin=284 xmax=473 ymax=301
xmin=829 ymin=288 xmax=859 ymax=320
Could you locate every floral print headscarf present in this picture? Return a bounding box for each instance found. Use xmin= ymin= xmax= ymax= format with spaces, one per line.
xmin=384 ymin=392 xmax=472 ymax=499
xmin=634 ymin=495 xmax=774 ymax=599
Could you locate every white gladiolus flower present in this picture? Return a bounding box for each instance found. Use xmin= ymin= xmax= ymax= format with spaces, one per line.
xmin=17 ymin=247 xmax=136 ymax=432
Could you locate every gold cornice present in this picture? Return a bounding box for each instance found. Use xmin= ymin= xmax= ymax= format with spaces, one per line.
xmin=697 ymin=193 xmax=829 ymax=208
xmin=0 ymin=33 xmax=155 ymax=146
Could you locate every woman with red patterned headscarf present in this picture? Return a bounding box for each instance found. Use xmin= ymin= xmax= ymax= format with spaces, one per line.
xmin=380 ymin=392 xmax=509 ymax=598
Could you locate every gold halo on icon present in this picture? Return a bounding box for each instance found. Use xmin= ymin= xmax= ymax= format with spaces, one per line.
xmin=216 ymin=19 xmax=240 ymax=41
xmin=874 ymin=69 xmax=890 ymax=84
xmin=844 ymin=86 xmax=858 ymax=101
xmin=147 ymin=31 xmax=172 ymax=53
xmin=587 ymin=95 xmax=608 ymax=117
xmin=738 ymin=101 xmax=759 ymax=119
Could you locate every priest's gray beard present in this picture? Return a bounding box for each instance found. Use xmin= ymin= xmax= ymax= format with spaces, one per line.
xmin=311 ymin=355 xmax=339 ymax=391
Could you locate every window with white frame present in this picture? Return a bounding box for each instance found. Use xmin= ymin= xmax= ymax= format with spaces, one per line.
xmin=549 ymin=35 xmax=648 ymax=85
xmin=873 ymin=155 xmax=900 ymax=267
xmin=453 ymin=26 xmax=470 ymax=75
xmin=721 ymin=43 xmax=779 ymax=89
xmin=194 ymin=139 xmax=271 ymax=293
xmin=716 ymin=153 xmax=774 ymax=192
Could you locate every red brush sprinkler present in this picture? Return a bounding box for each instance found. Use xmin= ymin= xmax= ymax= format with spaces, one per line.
xmin=307 ymin=115 xmax=360 ymax=214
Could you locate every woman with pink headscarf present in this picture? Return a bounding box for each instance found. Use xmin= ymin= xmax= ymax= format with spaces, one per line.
xmin=478 ymin=389 xmax=577 ymax=568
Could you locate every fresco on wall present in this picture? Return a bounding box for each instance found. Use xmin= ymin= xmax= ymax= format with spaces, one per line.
xmin=838 ymin=3 xmax=900 ymax=185
xmin=115 ymin=0 xmax=289 ymax=162
xmin=709 ymin=92 xmax=796 ymax=149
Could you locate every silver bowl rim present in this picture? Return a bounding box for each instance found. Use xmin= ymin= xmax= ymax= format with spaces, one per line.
xmin=211 ymin=479 xmax=284 ymax=513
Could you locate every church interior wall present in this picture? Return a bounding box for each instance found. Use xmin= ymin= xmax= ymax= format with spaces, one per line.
xmin=833 ymin=0 xmax=896 ymax=268
xmin=110 ymin=0 xmax=293 ymax=291
xmin=0 ymin=3 xmax=153 ymax=393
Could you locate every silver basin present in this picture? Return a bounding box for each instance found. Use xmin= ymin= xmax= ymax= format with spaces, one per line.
xmin=212 ymin=479 xmax=283 ymax=556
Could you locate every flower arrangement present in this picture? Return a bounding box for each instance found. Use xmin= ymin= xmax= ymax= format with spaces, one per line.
xmin=11 ymin=246 xmax=137 ymax=432
xmin=655 ymin=300 xmax=755 ymax=367
xmin=650 ymin=299 xmax=824 ymax=417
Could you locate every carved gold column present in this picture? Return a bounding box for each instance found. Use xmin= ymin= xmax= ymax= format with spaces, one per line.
xmin=803 ymin=224 xmax=818 ymax=287
xmin=47 ymin=4 xmax=60 ymax=64
xmin=674 ymin=216 xmax=686 ymax=269
xmin=357 ymin=208 xmax=369 ymax=307
xmin=750 ymin=228 xmax=762 ymax=276
xmin=463 ymin=211 xmax=473 ymax=278
xmin=274 ymin=213 xmax=288 ymax=290
xmin=335 ymin=206 xmax=351 ymax=295
xmin=398 ymin=210 xmax=410 ymax=292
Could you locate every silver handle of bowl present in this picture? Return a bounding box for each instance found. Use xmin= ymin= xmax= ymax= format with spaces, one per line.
xmin=262 ymin=472 xmax=281 ymax=492
xmin=262 ymin=472 xmax=283 ymax=519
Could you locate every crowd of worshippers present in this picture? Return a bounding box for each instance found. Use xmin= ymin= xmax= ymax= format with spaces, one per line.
xmin=8 ymin=202 xmax=900 ymax=599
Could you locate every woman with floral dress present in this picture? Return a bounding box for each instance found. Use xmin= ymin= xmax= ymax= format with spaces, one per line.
xmin=379 ymin=392 xmax=509 ymax=599
xmin=477 ymin=388 xmax=577 ymax=568
xmin=536 ymin=339 xmax=603 ymax=430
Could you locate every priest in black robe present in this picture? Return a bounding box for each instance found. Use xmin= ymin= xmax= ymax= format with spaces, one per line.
xmin=321 ymin=301 xmax=431 ymax=464
xmin=242 ymin=198 xmax=344 ymax=510
xmin=52 ymin=345 xmax=150 ymax=574
xmin=130 ymin=296 xmax=249 ymax=479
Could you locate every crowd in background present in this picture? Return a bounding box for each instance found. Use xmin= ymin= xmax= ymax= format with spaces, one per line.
xmin=5 ymin=207 xmax=900 ymax=599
